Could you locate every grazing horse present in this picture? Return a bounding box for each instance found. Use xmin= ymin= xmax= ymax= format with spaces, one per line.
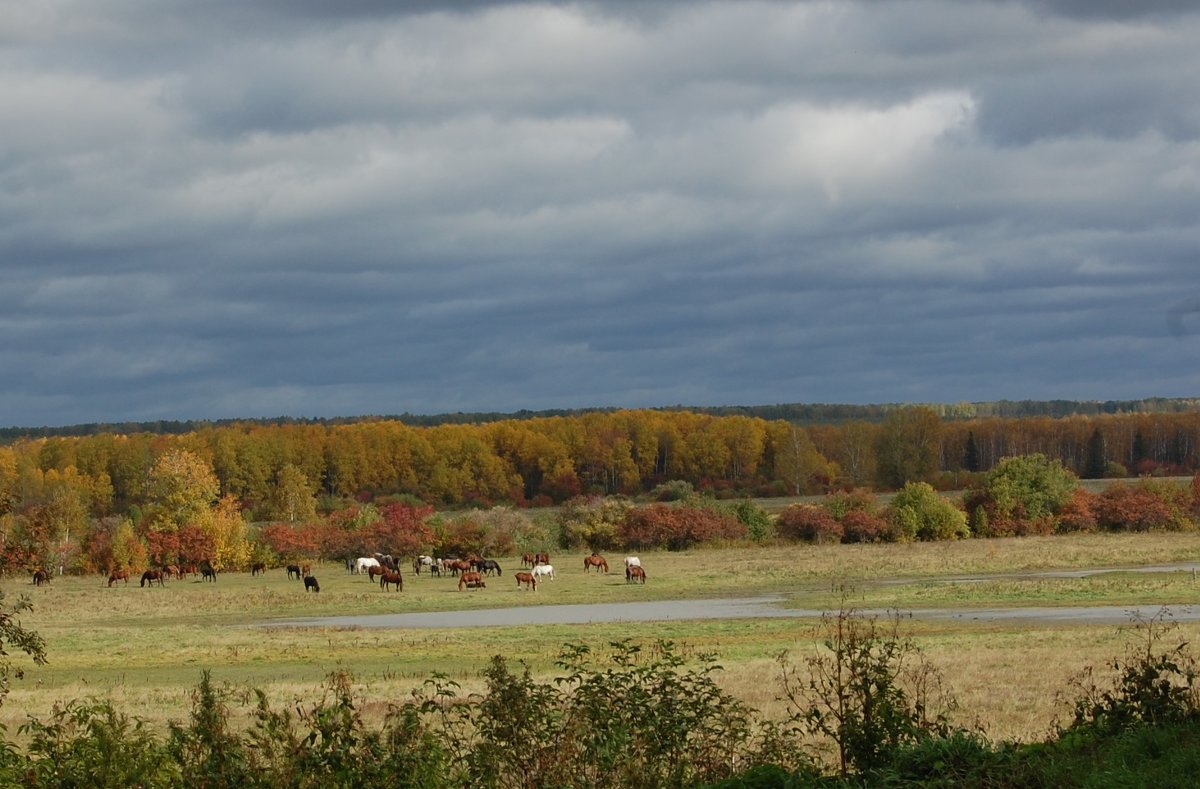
xmin=626 ymin=565 xmax=647 ymax=584
xmin=380 ymin=570 xmax=404 ymax=591
xmin=301 ymin=564 xmax=311 ymax=577
xmin=444 ymin=559 xmax=471 ymax=577
xmin=32 ymin=569 xmax=51 ymax=586
xmin=624 ymin=556 xmax=641 ymax=570
xmin=521 ymin=552 xmax=535 ymax=568
xmin=583 ymin=554 xmax=609 ymax=573
xmin=140 ymin=569 xmax=164 ymax=587
xmin=107 ymin=568 xmax=130 ymax=587
xmin=532 ymin=564 xmax=555 ymax=582
xmin=458 ymin=571 xmax=485 ymax=591
xmin=304 ymin=575 xmax=320 ymax=593
xmin=414 ymin=554 xmax=436 ymax=575
xmin=355 ymin=557 xmax=380 ymax=575
xmin=251 ymin=562 xmax=267 ymax=576
xmin=515 ymin=571 xmax=537 ymax=592
xmin=165 ymin=565 xmax=183 ymax=580
xmin=200 ymin=561 xmax=217 ymax=582
xmin=536 ymin=552 xmax=550 ymax=566
xmin=287 ymin=564 xmax=302 ymax=580
xmin=478 ymin=559 xmax=502 ymax=577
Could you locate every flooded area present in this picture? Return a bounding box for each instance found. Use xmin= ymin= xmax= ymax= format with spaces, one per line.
xmin=265 ymin=597 xmax=1200 ymax=630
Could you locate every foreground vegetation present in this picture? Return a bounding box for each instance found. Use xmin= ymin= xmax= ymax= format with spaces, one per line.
xmin=4 ymin=572 xmax=1200 ymax=787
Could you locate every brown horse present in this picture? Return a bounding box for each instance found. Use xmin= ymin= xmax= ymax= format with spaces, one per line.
xmin=583 ymin=554 xmax=609 ymax=573
xmin=626 ymin=565 xmax=646 ymax=584
xmin=287 ymin=564 xmax=302 ymax=580
xmin=367 ymin=565 xmax=386 ymax=582
xmin=251 ymin=562 xmax=267 ymax=576
xmin=458 ymin=571 xmax=485 ymax=591
xmin=32 ymin=569 xmax=51 ymax=586
xmin=304 ymin=575 xmax=320 ymax=593
xmin=380 ymin=569 xmax=404 ymax=592
xmin=445 ymin=559 xmax=471 ymax=576
xmin=107 ymin=568 xmax=130 ymax=587
xmin=521 ymin=552 xmax=535 ymax=568
xmin=140 ymin=569 xmax=164 ymax=587
xmin=536 ymin=552 xmax=550 ymax=566
xmin=515 ymin=571 xmax=537 ymax=592
xmin=165 ymin=565 xmax=183 ymax=580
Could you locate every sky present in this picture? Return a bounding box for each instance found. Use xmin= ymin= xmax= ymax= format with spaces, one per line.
xmin=3 ymin=0 xmax=1200 ymax=428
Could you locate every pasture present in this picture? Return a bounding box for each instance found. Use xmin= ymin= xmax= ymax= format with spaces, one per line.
xmin=5 ymin=532 xmax=1200 ymax=743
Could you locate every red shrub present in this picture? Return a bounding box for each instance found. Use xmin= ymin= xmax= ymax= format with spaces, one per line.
xmin=1094 ymin=484 xmax=1183 ymax=532
xmin=776 ymin=504 xmax=843 ymax=544
xmin=366 ymin=503 xmax=435 ymax=556
xmin=840 ymin=510 xmax=889 ymax=543
xmin=618 ymin=503 xmax=745 ymax=550
xmin=1056 ymin=488 xmax=1098 ymax=533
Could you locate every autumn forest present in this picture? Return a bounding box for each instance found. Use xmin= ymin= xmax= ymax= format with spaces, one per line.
xmin=4 ymin=404 xmax=1200 ymax=575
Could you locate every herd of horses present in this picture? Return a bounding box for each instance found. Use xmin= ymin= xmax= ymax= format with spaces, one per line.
xmin=29 ymin=551 xmax=648 ymax=593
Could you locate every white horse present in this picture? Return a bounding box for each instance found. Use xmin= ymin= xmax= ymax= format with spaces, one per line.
xmin=355 ymin=557 xmax=380 ymax=575
xmin=624 ymin=556 xmax=641 ymax=569
xmin=532 ymin=564 xmax=555 ymax=582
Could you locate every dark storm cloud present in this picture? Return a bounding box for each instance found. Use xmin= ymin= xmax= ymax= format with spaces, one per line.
xmin=2 ymin=0 xmax=1199 ymax=426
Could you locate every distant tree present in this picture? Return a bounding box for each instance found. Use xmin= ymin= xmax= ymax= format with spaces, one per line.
xmin=963 ymin=431 xmax=981 ymax=473
xmin=1131 ymin=429 xmax=1148 ymax=467
xmin=269 ymin=464 xmax=317 ymax=523
xmin=1084 ymin=428 xmax=1107 ymax=479
xmin=145 ymin=450 xmax=219 ymax=532
xmin=874 ymin=407 xmax=942 ymax=489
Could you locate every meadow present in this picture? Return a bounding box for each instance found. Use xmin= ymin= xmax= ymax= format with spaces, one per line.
xmin=5 ymin=532 xmax=1200 ymax=744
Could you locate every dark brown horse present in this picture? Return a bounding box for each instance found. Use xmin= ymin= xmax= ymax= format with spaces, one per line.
xmin=287 ymin=564 xmax=302 ymax=580
xmin=200 ymin=561 xmax=217 ymax=582
xmin=107 ymin=568 xmax=130 ymax=587
xmin=140 ymin=569 xmax=164 ymax=587
xmin=583 ymin=554 xmax=609 ymax=573
xmin=32 ymin=569 xmax=51 ymax=586
xmin=626 ymin=565 xmax=646 ymax=584
xmin=458 ymin=571 xmax=485 ymax=591
xmin=380 ymin=569 xmax=404 ymax=591
xmin=304 ymin=575 xmax=320 ymax=593
xmin=251 ymin=562 xmax=267 ymax=576
xmin=515 ymin=571 xmax=537 ymax=592
xmin=536 ymin=552 xmax=550 ymax=566
xmin=521 ymin=552 xmax=536 ymax=568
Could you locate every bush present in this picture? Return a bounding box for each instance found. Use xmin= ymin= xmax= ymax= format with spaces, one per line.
xmin=1067 ymin=612 xmax=1200 ymax=735
xmin=888 ymin=483 xmax=968 ymax=542
xmin=840 ymin=510 xmax=890 ymax=543
xmin=619 ymin=503 xmax=747 ymax=551
xmin=776 ymin=505 xmax=843 ymax=544
xmin=821 ymin=488 xmax=878 ymax=521
xmin=1055 ymin=488 xmax=1099 ymax=533
xmin=1094 ymin=482 xmax=1189 ymax=532
xmin=730 ymin=499 xmax=774 ymax=542
xmin=780 ymin=605 xmax=958 ymax=777
xmin=557 ymin=496 xmax=633 ymax=551
xmin=963 ymin=454 xmax=1077 ymax=536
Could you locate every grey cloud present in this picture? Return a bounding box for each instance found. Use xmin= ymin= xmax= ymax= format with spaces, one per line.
xmin=2 ymin=0 xmax=1199 ymax=426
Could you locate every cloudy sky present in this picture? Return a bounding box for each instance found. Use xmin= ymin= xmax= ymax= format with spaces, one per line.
xmin=3 ymin=0 xmax=1199 ymax=427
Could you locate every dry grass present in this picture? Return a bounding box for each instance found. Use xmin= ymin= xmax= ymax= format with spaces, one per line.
xmin=4 ymin=533 xmax=1200 ymax=742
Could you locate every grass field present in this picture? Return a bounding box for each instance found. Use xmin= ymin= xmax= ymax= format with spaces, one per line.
xmin=5 ymin=531 xmax=1200 ymax=743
